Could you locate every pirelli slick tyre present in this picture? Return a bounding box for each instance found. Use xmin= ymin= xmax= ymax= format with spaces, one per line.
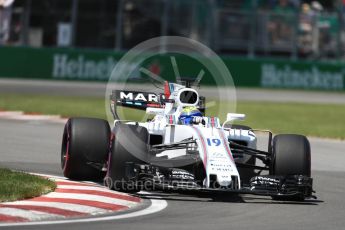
xmin=106 ymin=124 xmax=149 ymax=192
xmin=271 ymin=134 xmax=311 ymax=176
xmin=61 ymin=118 xmax=110 ymax=180
xmin=270 ymin=134 xmax=311 ymax=200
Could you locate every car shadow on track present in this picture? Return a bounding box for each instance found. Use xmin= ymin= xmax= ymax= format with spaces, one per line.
xmin=137 ymin=191 xmax=323 ymax=206
xmin=240 ymin=195 xmax=323 ymax=205
xmin=92 ymin=181 xmax=323 ymax=206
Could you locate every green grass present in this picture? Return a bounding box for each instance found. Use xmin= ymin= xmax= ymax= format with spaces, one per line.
xmin=235 ymin=101 xmax=345 ymax=139
xmin=0 ymin=94 xmax=107 ymax=119
xmin=0 ymin=168 xmax=56 ymax=202
xmin=0 ymin=93 xmax=344 ymax=139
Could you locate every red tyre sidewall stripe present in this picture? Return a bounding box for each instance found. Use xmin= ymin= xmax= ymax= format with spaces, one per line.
xmin=106 ymin=133 xmax=115 ymax=178
xmin=62 ymin=120 xmax=71 ymax=173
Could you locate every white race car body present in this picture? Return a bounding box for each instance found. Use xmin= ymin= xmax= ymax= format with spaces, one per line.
xmin=61 ymin=80 xmax=314 ymax=200
xmin=115 ymin=82 xmax=257 ymax=189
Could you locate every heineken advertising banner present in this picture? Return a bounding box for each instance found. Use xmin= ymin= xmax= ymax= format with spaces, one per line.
xmin=0 ymin=46 xmax=344 ymax=90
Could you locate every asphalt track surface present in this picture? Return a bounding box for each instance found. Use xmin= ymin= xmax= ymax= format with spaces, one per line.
xmin=1 ymin=78 xmax=345 ymax=104
xmin=1 ymin=118 xmax=345 ymax=230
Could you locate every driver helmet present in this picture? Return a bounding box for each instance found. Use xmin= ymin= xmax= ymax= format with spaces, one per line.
xmin=179 ymin=106 xmax=202 ymax=125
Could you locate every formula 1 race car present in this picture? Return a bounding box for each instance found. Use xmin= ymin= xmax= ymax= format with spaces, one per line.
xmin=61 ymin=80 xmax=315 ymax=201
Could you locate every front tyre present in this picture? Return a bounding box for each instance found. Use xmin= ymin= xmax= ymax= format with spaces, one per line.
xmin=271 ymin=134 xmax=311 ymax=176
xmin=270 ymin=134 xmax=311 ymax=200
xmin=106 ymin=124 xmax=149 ymax=192
xmin=61 ymin=118 xmax=110 ymax=180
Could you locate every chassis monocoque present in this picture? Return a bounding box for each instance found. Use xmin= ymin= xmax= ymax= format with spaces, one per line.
xmin=61 ymin=81 xmax=314 ymax=201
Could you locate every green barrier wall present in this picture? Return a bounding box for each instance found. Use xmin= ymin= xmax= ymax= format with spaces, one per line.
xmin=0 ymin=46 xmax=344 ymax=90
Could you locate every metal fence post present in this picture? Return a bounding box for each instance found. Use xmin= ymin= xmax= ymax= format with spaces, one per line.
xmin=205 ymin=0 xmax=212 ymax=49
xmin=312 ymin=13 xmax=320 ymax=59
xmin=160 ymin=0 xmax=170 ymax=53
xmin=115 ymin=0 xmax=124 ymax=51
xmin=291 ymin=10 xmax=299 ymax=60
xmin=22 ymin=0 xmax=31 ymax=46
xmin=248 ymin=0 xmax=257 ymax=58
xmin=208 ymin=0 xmax=217 ymax=52
xmin=190 ymin=0 xmax=197 ymax=40
xmin=336 ymin=10 xmax=342 ymax=59
xmin=71 ymin=0 xmax=79 ymax=47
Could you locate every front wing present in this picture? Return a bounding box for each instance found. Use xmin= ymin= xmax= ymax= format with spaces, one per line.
xmin=124 ymin=163 xmax=315 ymax=200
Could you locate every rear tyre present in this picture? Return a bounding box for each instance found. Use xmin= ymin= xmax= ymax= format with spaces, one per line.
xmin=106 ymin=124 xmax=149 ymax=192
xmin=61 ymin=118 xmax=110 ymax=180
xmin=270 ymin=134 xmax=311 ymax=200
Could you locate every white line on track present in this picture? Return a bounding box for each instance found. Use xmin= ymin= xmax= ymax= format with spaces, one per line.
xmin=55 ymin=185 xmax=141 ymax=199
xmin=2 ymin=201 xmax=107 ymax=214
xmin=30 ymin=173 xmax=102 ymax=186
xmin=28 ymin=173 xmax=70 ymax=180
xmin=0 ymin=208 xmax=63 ymax=221
xmin=56 ymin=185 xmax=117 ymax=191
xmin=43 ymin=192 xmax=138 ymax=207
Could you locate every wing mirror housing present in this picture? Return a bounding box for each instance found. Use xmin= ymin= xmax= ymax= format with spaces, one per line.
xmin=222 ymin=113 xmax=246 ymax=129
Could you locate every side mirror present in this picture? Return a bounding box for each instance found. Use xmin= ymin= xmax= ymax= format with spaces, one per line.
xmin=226 ymin=113 xmax=245 ymax=122
xmin=222 ymin=113 xmax=246 ymax=129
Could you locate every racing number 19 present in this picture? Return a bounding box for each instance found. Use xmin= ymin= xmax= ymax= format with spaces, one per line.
xmin=206 ymin=138 xmax=221 ymax=146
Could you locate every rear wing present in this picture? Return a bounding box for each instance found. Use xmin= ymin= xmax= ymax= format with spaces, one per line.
xmin=110 ymin=90 xmax=205 ymax=120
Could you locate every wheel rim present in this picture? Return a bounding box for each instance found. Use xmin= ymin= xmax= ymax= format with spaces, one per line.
xmin=61 ymin=123 xmax=70 ymax=172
